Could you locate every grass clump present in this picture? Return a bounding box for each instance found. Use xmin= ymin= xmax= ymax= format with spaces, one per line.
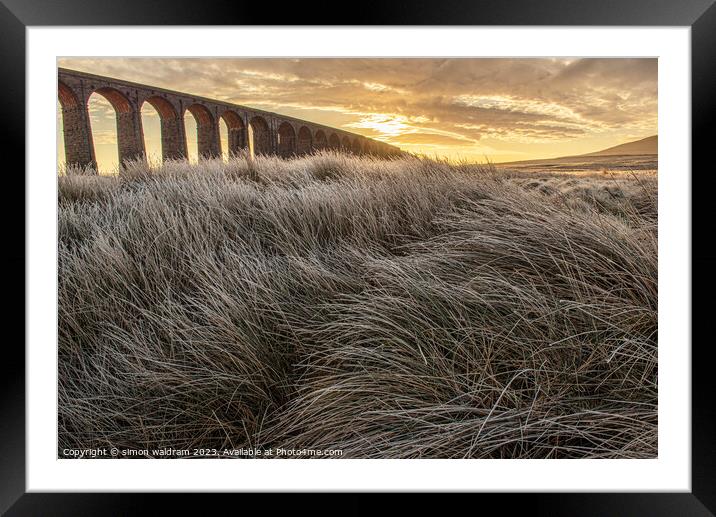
xmin=58 ymin=151 xmax=657 ymax=458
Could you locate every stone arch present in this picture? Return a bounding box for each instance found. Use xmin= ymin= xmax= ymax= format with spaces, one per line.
xmin=328 ymin=133 xmax=340 ymax=150
xmin=220 ymin=110 xmax=247 ymax=157
xmin=341 ymin=135 xmax=351 ymax=151
xmin=185 ymin=103 xmax=219 ymax=160
xmin=352 ymin=139 xmax=363 ymax=155
xmin=249 ymin=115 xmax=272 ymax=156
xmin=142 ymin=96 xmax=184 ymax=161
xmin=88 ymin=87 xmax=145 ymax=171
xmin=277 ymin=121 xmax=297 ymax=157
xmin=58 ymin=81 xmax=95 ymax=170
xmin=314 ymin=130 xmax=328 ymax=151
xmin=297 ymin=126 xmax=312 ymax=155
xmin=143 ymin=95 xmax=177 ymax=119
xmin=58 ymin=81 xmax=79 ymax=109
xmin=94 ymin=86 xmax=132 ymax=113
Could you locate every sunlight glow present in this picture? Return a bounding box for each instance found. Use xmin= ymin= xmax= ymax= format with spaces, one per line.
xmin=348 ymin=113 xmax=411 ymax=137
xmin=141 ymin=103 xmax=162 ymax=168
xmin=184 ymin=111 xmax=199 ymax=164
xmin=88 ymin=93 xmax=119 ymax=174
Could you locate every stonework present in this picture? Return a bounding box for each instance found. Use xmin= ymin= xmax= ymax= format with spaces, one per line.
xmin=58 ymin=68 xmax=402 ymax=170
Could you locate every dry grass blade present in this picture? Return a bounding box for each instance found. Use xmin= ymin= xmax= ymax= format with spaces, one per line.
xmin=58 ymin=151 xmax=657 ymax=459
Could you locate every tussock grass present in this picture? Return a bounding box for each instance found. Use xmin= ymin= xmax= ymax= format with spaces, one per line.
xmin=58 ymin=151 xmax=657 ymax=458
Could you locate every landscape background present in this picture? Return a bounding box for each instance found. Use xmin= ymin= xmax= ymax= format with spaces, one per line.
xmin=57 ymin=58 xmax=658 ymax=459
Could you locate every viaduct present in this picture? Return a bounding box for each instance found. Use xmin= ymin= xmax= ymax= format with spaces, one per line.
xmin=58 ymin=68 xmax=402 ymax=170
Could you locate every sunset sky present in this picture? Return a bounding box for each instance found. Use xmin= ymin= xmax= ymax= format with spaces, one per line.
xmin=57 ymin=58 xmax=657 ymax=172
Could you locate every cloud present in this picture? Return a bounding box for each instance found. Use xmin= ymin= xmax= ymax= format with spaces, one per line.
xmin=390 ymin=132 xmax=475 ymax=146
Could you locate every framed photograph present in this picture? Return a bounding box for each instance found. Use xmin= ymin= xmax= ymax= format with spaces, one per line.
xmin=7 ymin=0 xmax=715 ymax=513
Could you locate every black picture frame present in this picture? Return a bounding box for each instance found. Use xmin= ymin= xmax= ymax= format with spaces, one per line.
xmin=4 ymin=0 xmax=715 ymax=514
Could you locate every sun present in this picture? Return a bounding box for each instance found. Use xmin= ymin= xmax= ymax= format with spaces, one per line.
xmin=350 ymin=113 xmax=411 ymax=137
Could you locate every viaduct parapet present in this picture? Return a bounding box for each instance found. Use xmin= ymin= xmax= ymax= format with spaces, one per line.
xmin=58 ymin=68 xmax=403 ymax=170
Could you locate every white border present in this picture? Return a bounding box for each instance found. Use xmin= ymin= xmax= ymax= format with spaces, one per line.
xmin=27 ymin=27 xmax=691 ymax=491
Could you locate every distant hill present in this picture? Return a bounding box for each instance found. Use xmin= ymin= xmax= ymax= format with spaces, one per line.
xmin=497 ymin=135 xmax=658 ymax=173
xmin=583 ymin=135 xmax=657 ymax=157
xmin=499 ymin=135 xmax=658 ymax=168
